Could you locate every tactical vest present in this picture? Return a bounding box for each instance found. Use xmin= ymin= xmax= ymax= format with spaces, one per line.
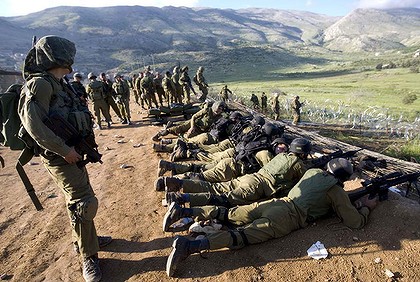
xmin=88 ymin=80 xmax=104 ymax=101
xmin=21 ymin=73 xmax=93 ymax=140
xmin=287 ymin=169 xmax=338 ymax=220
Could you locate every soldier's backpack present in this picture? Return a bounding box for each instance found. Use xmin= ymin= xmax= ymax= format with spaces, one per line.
xmin=88 ymin=81 xmax=104 ymax=100
xmin=0 ymin=84 xmax=25 ymax=150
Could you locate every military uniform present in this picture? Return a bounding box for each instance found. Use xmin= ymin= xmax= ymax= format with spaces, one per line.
xmin=140 ymin=73 xmax=158 ymax=109
xmin=187 ymin=168 xmax=370 ymax=250
xmin=195 ymin=67 xmax=208 ymax=101
xmin=261 ymin=92 xmax=267 ymax=113
xmin=171 ymin=67 xmax=183 ymax=104
xmin=179 ymin=67 xmax=194 ymax=104
xmin=292 ymin=96 xmax=302 ymax=125
xmin=112 ymin=76 xmax=131 ymax=124
xmin=154 ymin=73 xmax=165 ymax=106
xmin=219 ymin=85 xmax=232 ymax=102
xmin=271 ymin=94 xmax=280 ymax=121
xmin=180 ymin=153 xmax=306 ymax=206
xmin=86 ymin=78 xmax=111 ymax=128
xmin=71 ymin=79 xmax=88 ymax=100
xmin=162 ymin=72 xmax=178 ymax=105
xmin=100 ymin=74 xmax=122 ymax=121
xmin=18 ymin=36 xmax=101 ymax=276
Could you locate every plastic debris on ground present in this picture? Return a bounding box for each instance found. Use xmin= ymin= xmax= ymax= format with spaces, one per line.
xmin=307 ymin=241 xmax=328 ymax=260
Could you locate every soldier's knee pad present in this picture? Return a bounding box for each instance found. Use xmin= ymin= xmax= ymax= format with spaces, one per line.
xmin=75 ymin=196 xmax=98 ymax=222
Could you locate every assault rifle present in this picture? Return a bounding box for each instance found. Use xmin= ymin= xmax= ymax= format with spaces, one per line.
xmin=348 ymin=171 xmax=420 ymax=203
xmin=44 ymin=113 xmax=102 ymax=168
xmin=309 ymin=148 xmax=363 ymax=169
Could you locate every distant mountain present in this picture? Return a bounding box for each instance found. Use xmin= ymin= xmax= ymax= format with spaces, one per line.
xmin=0 ymin=6 xmax=418 ymax=78
xmin=323 ymin=8 xmax=420 ymax=52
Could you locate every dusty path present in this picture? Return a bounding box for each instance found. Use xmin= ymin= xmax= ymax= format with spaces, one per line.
xmin=1 ymin=102 xmax=419 ymax=282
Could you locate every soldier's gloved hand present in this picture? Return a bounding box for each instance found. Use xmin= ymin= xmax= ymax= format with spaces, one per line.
xmin=64 ymin=147 xmax=82 ymax=164
xmin=360 ymin=194 xmax=379 ymax=211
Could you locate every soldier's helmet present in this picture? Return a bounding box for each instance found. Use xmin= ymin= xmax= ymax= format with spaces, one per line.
xmin=289 ymin=138 xmax=312 ymax=154
xmin=23 ymin=35 xmax=76 ymax=78
xmin=263 ymin=123 xmax=281 ymax=138
xmin=295 ymin=95 xmax=300 ymax=99
xmin=229 ymin=111 xmax=243 ymax=121
xmin=173 ymin=66 xmax=180 ymax=72
xmin=88 ymin=72 xmax=97 ymax=79
xmin=181 ymin=66 xmax=189 ymax=72
xmin=114 ymin=73 xmax=121 ymax=78
xmin=327 ymin=158 xmax=354 ymax=180
xmin=271 ymin=137 xmax=289 ymax=154
xmin=73 ymin=72 xmax=82 ymax=79
xmin=198 ymin=66 xmax=204 ymax=72
xmin=251 ymin=116 xmax=265 ymax=126
xmin=100 ymin=72 xmax=106 ymax=77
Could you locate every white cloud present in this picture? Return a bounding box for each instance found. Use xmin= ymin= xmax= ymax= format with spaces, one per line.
xmin=357 ymin=0 xmax=420 ymax=9
xmin=306 ymin=0 xmax=313 ymax=7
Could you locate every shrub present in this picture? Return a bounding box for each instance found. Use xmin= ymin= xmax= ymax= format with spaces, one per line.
xmin=402 ymin=93 xmax=418 ymax=104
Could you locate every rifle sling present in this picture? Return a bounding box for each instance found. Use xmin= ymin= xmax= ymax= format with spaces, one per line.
xmin=16 ymin=148 xmax=43 ymax=211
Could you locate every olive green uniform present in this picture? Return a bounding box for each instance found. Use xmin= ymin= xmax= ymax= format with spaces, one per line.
xmin=71 ymin=80 xmax=88 ymax=100
xmin=86 ymin=80 xmax=111 ymax=126
xmin=171 ymin=70 xmax=183 ymax=103
xmin=183 ymin=153 xmax=306 ymax=206
xmin=162 ymin=74 xmax=178 ymax=104
xmin=179 ymin=70 xmax=193 ymax=104
xmin=219 ymin=86 xmax=232 ymax=102
xmin=195 ymin=69 xmax=208 ymax=101
xmin=113 ymin=79 xmax=131 ymax=121
xmin=292 ymin=98 xmax=302 ymax=124
xmin=201 ymin=150 xmax=273 ymax=182
xmin=101 ymin=77 xmax=122 ymax=120
xmin=190 ymin=168 xmax=370 ymax=250
xmin=19 ymin=72 xmax=99 ymax=258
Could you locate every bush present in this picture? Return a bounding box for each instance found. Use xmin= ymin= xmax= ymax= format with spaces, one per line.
xmin=409 ymin=66 xmax=419 ymax=73
xmin=402 ymin=93 xmax=418 ymax=104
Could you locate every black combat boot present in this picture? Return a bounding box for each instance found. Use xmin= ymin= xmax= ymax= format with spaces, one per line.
xmin=170 ymin=141 xmax=188 ymax=161
xmin=164 ymin=177 xmax=183 ymax=192
xmin=154 ymin=177 xmax=165 ymax=191
xmin=153 ymin=143 xmax=170 ymax=153
xmin=158 ymin=160 xmax=175 ymax=177
xmin=166 ymin=236 xmax=210 ymax=277
xmin=163 ymin=202 xmax=193 ymax=232
xmin=82 ymin=254 xmax=102 ymax=282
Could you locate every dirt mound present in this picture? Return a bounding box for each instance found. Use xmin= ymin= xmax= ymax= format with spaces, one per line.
xmin=1 ymin=103 xmax=419 ymax=282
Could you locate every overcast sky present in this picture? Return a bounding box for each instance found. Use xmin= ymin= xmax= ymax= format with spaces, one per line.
xmin=1 ymin=0 xmax=420 ymax=17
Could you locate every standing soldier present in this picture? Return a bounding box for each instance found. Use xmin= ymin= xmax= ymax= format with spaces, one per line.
xmin=194 ymin=66 xmax=208 ymax=102
xmin=86 ymin=72 xmax=112 ymax=129
xmin=130 ymin=73 xmax=140 ymax=105
xmin=250 ymin=93 xmax=259 ymax=109
xmin=140 ymin=71 xmax=159 ymax=109
xmin=162 ymin=71 xmax=178 ymax=105
xmin=113 ymin=73 xmax=131 ymax=125
xmin=71 ymin=72 xmax=88 ymax=102
xmin=154 ymin=72 xmax=165 ymax=107
xmin=271 ymin=93 xmax=280 ymax=121
xmin=134 ymin=72 xmax=148 ymax=109
xmin=219 ymin=85 xmax=232 ymax=102
xmin=292 ymin=95 xmax=303 ymax=125
xmin=99 ymin=72 xmax=122 ymax=122
xmin=18 ymin=35 xmax=111 ymax=282
xmin=261 ymin=92 xmax=267 ymax=113
xmin=172 ymin=66 xmax=183 ymax=104
xmin=179 ymin=66 xmax=196 ymax=104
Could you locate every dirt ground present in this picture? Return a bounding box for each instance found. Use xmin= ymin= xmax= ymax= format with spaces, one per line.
xmin=1 ymin=101 xmax=420 ymax=282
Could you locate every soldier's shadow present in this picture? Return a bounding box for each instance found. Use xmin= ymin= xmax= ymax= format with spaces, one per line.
xmin=100 ymin=237 xmax=172 ymax=254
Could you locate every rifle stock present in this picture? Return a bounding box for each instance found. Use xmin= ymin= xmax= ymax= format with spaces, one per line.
xmin=348 ymin=171 xmax=420 ymax=203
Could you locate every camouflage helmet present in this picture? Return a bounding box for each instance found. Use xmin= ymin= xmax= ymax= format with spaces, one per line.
xmin=173 ymin=66 xmax=180 ymax=72
xmin=181 ymin=65 xmax=189 ymax=72
xmin=327 ymin=158 xmax=354 ymax=180
xmin=263 ymin=123 xmax=280 ymax=137
xmin=100 ymin=72 xmax=106 ymax=77
xmin=73 ymin=72 xmax=82 ymax=79
xmin=289 ymin=138 xmax=312 ymax=154
xmin=23 ymin=35 xmax=76 ymax=78
xmin=229 ymin=111 xmax=243 ymax=121
xmin=198 ymin=66 xmax=204 ymax=72
xmin=87 ymin=72 xmax=97 ymax=79
xmin=114 ymin=73 xmax=121 ymax=78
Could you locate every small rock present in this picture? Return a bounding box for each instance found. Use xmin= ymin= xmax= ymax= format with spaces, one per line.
xmin=374 ymin=257 xmax=381 ymax=264
xmin=47 ymin=194 xmax=58 ymax=199
xmin=114 ymin=135 xmax=124 ymax=138
xmin=117 ymin=140 xmax=125 ymax=144
xmin=120 ymin=164 xmax=131 ymax=169
xmin=133 ymin=143 xmax=144 ymax=148
xmin=104 ymin=146 xmax=112 ymax=151
xmin=352 ymin=237 xmax=359 ymax=241
xmin=29 ymin=161 xmax=39 ymax=165
xmin=384 ymin=269 xmax=394 ymax=278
